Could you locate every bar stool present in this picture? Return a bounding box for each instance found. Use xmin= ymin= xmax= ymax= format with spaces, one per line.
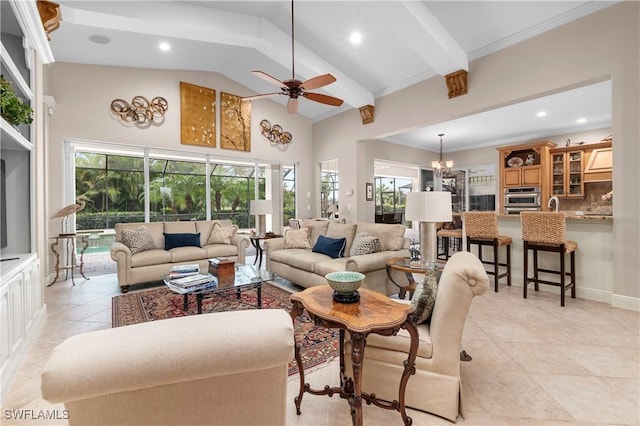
xmin=463 ymin=212 xmax=512 ymax=292
xmin=437 ymin=228 xmax=462 ymax=260
xmin=520 ymin=212 xmax=577 ymax=307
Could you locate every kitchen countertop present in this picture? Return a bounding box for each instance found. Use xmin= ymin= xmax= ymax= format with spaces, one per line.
xmin=497 ymin=212 xmax=613 ymax=221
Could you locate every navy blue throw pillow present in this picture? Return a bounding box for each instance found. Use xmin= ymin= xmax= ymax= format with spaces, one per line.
xmin=312 ymin=235 xmax=347 ymax=259
xmin=163 ymin=232 xmax=201 ymax=250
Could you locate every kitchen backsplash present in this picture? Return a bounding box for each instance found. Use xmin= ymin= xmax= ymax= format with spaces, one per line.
xmin=559 ymin=182 xmax=613 ymax=214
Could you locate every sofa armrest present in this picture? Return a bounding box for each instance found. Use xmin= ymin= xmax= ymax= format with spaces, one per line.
xmin=345 ymin=249 xmax=410 ymax=273
xmin=264 ymin=237 xmax=285 ymax=270
xmin=41 ymin=309 xmax=294 ymax=403
xmin=110 ymin=241 xmax=132 ymax=287
xmin=231 ymin=234 xmax=250 ymax=264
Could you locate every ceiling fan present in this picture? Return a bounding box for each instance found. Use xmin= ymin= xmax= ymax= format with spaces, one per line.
xmin=242 ymin=0 xmax=344 ymax=114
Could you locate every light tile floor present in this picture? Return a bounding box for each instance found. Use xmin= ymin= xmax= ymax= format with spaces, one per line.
xmin=2 ymin=258 xmax=639 ymax=425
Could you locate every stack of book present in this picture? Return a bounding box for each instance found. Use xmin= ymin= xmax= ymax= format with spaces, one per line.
xmin=170 ymin=273 xmax=216 ymax=289
xmin=169 ymin=264 xmax=200 ymax=279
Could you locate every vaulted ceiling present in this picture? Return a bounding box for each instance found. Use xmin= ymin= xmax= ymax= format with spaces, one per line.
xmin=48 ymin=1 xmax=616 ymax=151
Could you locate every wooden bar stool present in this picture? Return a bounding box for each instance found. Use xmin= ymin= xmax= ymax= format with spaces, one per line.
xmin=437 ymin=228 xmax=462 ymax=260
xmin=463 ymin=212 xmax=512 ymax=292
xmin=520 ymin=212 xmax=577 ymax=307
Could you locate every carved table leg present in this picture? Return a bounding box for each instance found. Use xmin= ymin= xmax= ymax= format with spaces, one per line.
xmin=349 ymin=332 xmax=366 ymax=426
xmin=290 ymin=300 xmax=305 ymax=415
xmin=78 ymin=236 xmax=89 ymax=280
xmin=68 ymin=238 xmax=76 ymax=286
xmin=48 ymin=239 xmax=61 ymax=286
xmin=398 ymin=319 xmax=419 ymax=426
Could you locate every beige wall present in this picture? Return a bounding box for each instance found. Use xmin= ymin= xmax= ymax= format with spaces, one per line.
xmin=312 ymin=2 xmax=639 ymax=304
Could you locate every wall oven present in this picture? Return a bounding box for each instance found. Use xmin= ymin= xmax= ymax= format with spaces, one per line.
xmin=504 ymin=186 xmax=541 ymax=214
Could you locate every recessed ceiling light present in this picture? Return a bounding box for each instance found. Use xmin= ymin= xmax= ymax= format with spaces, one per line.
xmin=576 ymin=117 xmax=587 ymax=123
xmin=159 ymin=42 xmax=171 ymax=52
xmin=89 ymin=35 xmax=111 ymax=44
xmin=349 ymin=32 xmax=362 ymax=45
xmin=536 ymin=111 xmax=547 ymax=118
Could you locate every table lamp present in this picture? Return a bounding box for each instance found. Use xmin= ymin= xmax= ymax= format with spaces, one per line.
xmin=249 ymin=200 xmax=272 ymax=236
xmin=405 ymin=191 xmax=452 ymax=265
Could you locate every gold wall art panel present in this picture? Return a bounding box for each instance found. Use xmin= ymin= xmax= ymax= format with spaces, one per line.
xmin=220 ymin=92 xmax=251 ymax=152
xmin=180 ymin=82 xmax=216 ymax=147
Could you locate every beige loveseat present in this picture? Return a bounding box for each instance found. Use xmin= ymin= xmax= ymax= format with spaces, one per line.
xmin=265 ymin=219 xmax=410 ymax=296
xmin=41 ymin=309 xmax=295 ymax=426
xmin=110 ymin=220 xmax=249 ymax=292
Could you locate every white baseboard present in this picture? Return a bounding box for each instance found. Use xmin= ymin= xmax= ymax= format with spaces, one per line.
xmin=611 ymin=294 xmax=640 ymax=312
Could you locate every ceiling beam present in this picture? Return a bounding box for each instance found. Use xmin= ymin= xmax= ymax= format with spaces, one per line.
xmin=401 ymin=1 xmax=468 ymax=75
xmin=59 ymin=2 xmax=373 ymax=108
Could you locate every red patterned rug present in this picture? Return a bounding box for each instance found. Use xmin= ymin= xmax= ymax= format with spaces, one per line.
xmin=112 ymin=283 xmax=339 ymax=376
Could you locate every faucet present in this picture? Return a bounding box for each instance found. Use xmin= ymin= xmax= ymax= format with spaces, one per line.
xmin=548 ymin=196 xmax=560 ymax=212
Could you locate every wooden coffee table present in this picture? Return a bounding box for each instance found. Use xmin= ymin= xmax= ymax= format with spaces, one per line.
xmin=290 ymin=286 xmax=418 ymax=426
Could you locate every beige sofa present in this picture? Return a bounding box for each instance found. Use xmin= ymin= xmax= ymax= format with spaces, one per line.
xmin=265 ymin=219 xmax=410 ymax=296
xmin=345 ymin=251 xmax=490 ymax=422
xmin=110 ymin=220 xmax=249 ymax=292
xmin=41 ymin=309 xmax=295 ymax=426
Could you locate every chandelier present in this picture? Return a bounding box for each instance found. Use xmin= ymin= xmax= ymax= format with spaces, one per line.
xmin=431 ymin=133 xmax=453 ymax=177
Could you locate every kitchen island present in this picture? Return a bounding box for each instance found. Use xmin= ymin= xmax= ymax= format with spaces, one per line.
xmin=468 ymin=214 xmax=614 ymax=304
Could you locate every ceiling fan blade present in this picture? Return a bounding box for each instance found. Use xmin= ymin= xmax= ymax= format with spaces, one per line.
xmin=287 ymin=98 xmax=299 ymax=114
xmin=300 ymin=74 xmax=337 ymax=90
xmin=252 ymin=71 xmax=287 ymax=89
xmin=303 ymin=92 xmax=344 ymax=107
xmin=241 ymin=92 xmax=283 ymax=101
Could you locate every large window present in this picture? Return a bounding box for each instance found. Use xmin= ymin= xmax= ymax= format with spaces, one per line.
xmin=321 ymin=159 xmax=338 ymax=218
xmin=72 ymin=144 xmax=293 ymax=231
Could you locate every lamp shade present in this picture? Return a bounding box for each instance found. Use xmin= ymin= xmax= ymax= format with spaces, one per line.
xmin=405 ymin=191 xmax=452 ymax=222
xmin=249 ymin=200 xmax=272 ymax=215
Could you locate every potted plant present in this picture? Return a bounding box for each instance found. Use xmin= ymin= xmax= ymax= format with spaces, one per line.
xmin=0 ymin=75 xmax=33 ymax=126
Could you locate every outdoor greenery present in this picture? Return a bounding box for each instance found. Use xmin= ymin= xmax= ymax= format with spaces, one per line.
xmin=0 ymin=75 xmax=33 ymax=126
xmin=75 ymin=152 xmax=295 ymax=231
xmin=374 ymin=176 xmax=411 ymax=214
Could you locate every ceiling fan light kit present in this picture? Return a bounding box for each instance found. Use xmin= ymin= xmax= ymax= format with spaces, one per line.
xmin=242 ymin=0 xmax=344 ymax=114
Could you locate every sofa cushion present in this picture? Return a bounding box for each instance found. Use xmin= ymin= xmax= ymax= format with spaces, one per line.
xmin=283 ymin=228 xmax=312 ymax=249
xmin=354 ymin=223 xmax=406 ymax=251
xmin=411 ymin=269 xmax=438 ymax=324
xmin=121 ymin=226 xmax=156 ymax=255
xmin=350 ymin=232 xmax=382 ymax=256
xmin=312 ymin=235 xmax=346 ymax=259
xmin=301 ymin=219 xmax=330 ymax=246
xmin=169 ymin=246 xmax=209 ymax=263
xmin=164 ymin=232 xmax=201 ymax=250
xmin=131 ymin=249 xmax=172 ymax=268
xmin=269 ymin=248 xmax=327 ymax=273
xmin=208 ymin=223 xmax=233 ymax=245
xmin=326 ymin=222 xmax=357 ymax=255
xmin=203 ymin=244 xmax=238 ymax=259
xmin=313 ymin=257 xmax=350 ymax=276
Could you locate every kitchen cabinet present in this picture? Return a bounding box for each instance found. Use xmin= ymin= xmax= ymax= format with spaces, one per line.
xmin=583 ymin=142 xmax=612 ymax=182
xmin=497 ymin=141 xmax=555 ymax=212
xmin=550 ymin=149 xmax=584 ymax=198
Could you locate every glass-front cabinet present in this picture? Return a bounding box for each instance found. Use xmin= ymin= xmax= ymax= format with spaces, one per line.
xmin=551 ymin=150 xmax=584 ymax=198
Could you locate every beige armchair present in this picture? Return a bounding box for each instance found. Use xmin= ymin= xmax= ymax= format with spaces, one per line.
xmin=41 ymin=309 xmax=295 ymax=426
xmin=345 ymin=251 xmax=489 ymax=422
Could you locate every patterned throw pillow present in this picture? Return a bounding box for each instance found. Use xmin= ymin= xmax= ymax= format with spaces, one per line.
xmin=283 ymin=227 xmax=312 ymax=249
xmin=121 ymin=226 xmax=156 ymax=255
xmin=208 ymin=222 xmax=233 ymax=245
xmin=410 ymin=268 xmax=438 ymax=324
xmin=349 ymin=232 xmax=382 ymax=256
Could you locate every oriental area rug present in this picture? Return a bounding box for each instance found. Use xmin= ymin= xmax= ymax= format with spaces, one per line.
xmin=111 ymin=283 xmax=339 ymax=376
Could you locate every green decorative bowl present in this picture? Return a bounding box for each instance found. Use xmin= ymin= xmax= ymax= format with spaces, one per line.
xmin=325 ymin=271 xmax=365 ymax=303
